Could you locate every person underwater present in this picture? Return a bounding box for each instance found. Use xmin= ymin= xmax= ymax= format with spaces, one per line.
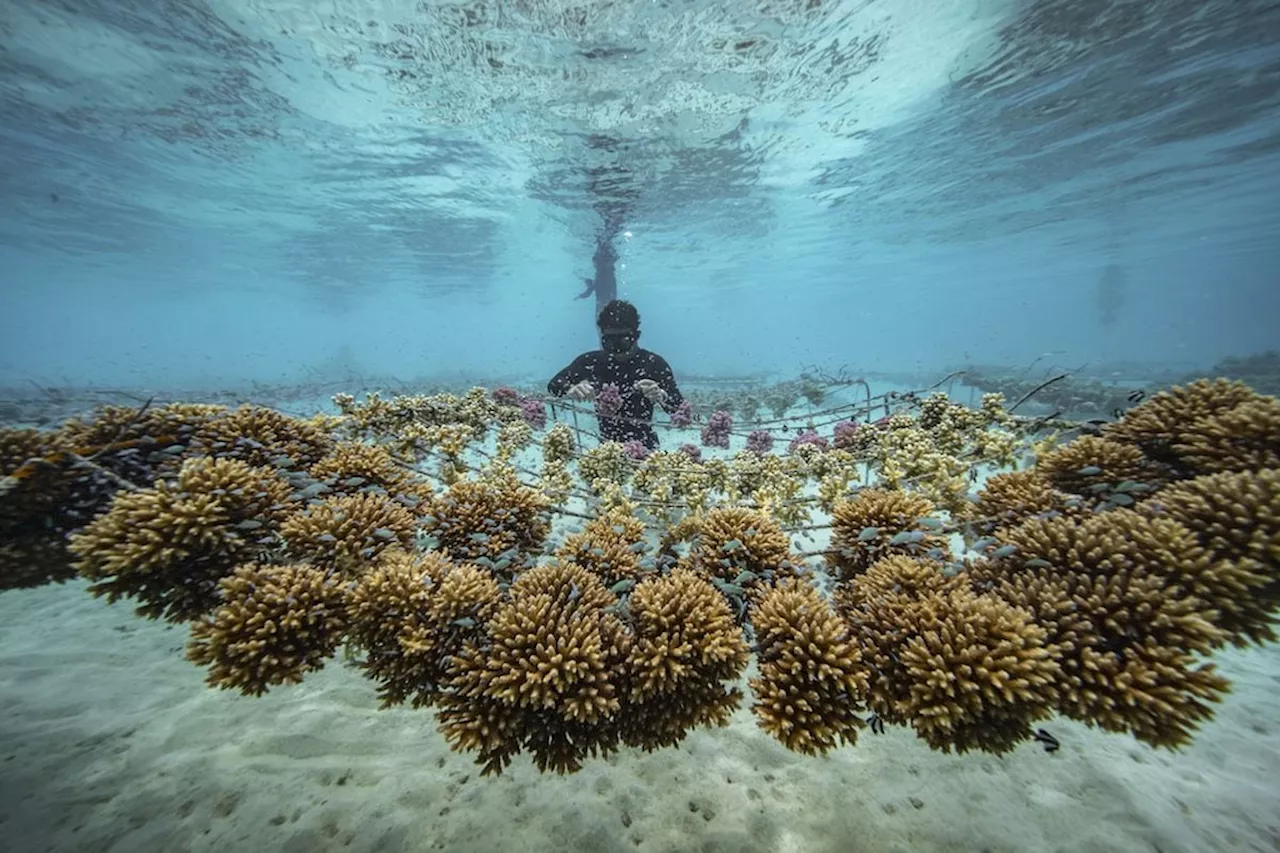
xmin=547 ymin=299 xmax=685 ymax=450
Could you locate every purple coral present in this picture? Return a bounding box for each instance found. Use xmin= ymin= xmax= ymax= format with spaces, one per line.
xmin=677 ymin=443 xmax=702 ymax=462
xmin=746 ymin=429 xmax=774 ymax=455
xmin=519 ymin=397 xmax=547 ymax=430
xmin=833 ymin=419 xmax=859 ymax=450
xmin=622 ymin=440 xmax=651 ymax=461
xmin=670 ymin=400 xmax=693 ymax=428
xmin=788 ymin=429 xmax=829 ymax=454
xmin=700 ymin=410 xmax=733 ymax=449
xmin=492 ymin=386 xmax=519 ymax=406
xmin=595 ymin=383 xmax=623 ymax=418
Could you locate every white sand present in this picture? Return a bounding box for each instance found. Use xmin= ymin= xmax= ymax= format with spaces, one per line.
xmin=0 ymin=578 xmax=1277 ymax=853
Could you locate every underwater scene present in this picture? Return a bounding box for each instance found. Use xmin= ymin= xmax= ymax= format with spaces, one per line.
xmin=2 ymin=1 xmax=1279 ymax=851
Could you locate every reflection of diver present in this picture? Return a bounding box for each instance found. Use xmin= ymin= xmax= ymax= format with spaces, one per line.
xmin=575 ymin=232 xmax=619 ymax=305
xmin=547 ymin=299 xmax=684 ymax=450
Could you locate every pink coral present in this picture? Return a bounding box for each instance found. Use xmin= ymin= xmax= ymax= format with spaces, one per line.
xmin=678 ymin=443 xmax=702 ymax=462
xmin=623 ymin=440 xmax=651 ymax=461
xmin=670 ymin=400 xmax=693 ymax=428
xmin=493 ymin=387 xmax=519 ymax=406
xmin=833 ymin=420 xmax=859 ymax=450
xmin=595 ymin=383 xmax=623 ymax=418
xmin=701 ymin=410 xmax=733 ymax=449
xmin=788 ymin=429 xmax=828 ymax=454
xmin=746 ymin=430 xmax=775 ymax=455
xmin=519 ymin=397 xmax=547 ymax=430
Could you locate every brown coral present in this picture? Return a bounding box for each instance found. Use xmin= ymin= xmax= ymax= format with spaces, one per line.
xmin=827 ymin=489 xmax=948 ymax=580
xmin=346 ymin=550 xmax=500 ymax=707
xmin=1105 ymin=378 xmax=1259 ymax=465
xmin=1171 ymin=397 xmax=1280 ymax=476
xmin=967 ymin=470 xmax=1071 ymax=534
xmin=69 ymin=457 xmax=297 ymax=620
xmin=1035 ymin=435 xmax=1162 ymax=497
xmin=973 ymin=510 xmax=1230 ymax=748
xmin=309 ymin=441 xmax=429 ymax=501
xmin=749 ymin=577 xmax=868 ymax=755
xmin=186 ymin=562 xmax=348 ymax=696
xmin=421 ymin=475 xmax=550 ymax=572
xmin=279 ymin=492 xmax=417 ymax=575
xmin=688 ymin=506 xmax=791 ymax=585
xmin=555 ymin=508 xmax=649 ymax=586
xmin=191 ymin=404 xmax=335 ymax=470
xmin=1148 ymin=468 xmax=1280 ymax=645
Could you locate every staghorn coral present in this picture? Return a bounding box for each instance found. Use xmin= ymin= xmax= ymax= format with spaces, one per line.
xmin=346 ymin=550 xmax=501 ymax=707
xmin=436 ymin=560 xmax=630 ymax=775
xmin=1105 ymin=378 xmax=1260 ymax=465
xmin=421 ymin=475 xmax=550 ymax=571
xmin=620 ymin=567 xmax=750 ymax=751
xmin=1171 ymin=397 xmax=1280 ymax=475
xmin=1036 ymin=435 xmax=1162 ymax=497
xmin=309 ymin=441 xmax=427 ymax=500
xmin=280 ymin=492 xmax=417 ymax=575
xmin=578 ymin=441 xmax=631 ymax=492
xmin=687 ymin=506 xmax=791 ymax=586
xmin=750 ymin=577 xmax=868 ymax=755
xmin=541 ymin=423 xmax=575 ymax=464
xmin=972 ymin=510 xmax=1231 ymax=748
xmin=1147 ymin=468 xmax=1280 ymax=645
xmin=827 ymin=489 xmax=949 ymax=581
xmin=967 ymin=470 xmax=1079 ymax=534
xmin=70 ymin=457 xmax=297 ymax=620
xmin=186 ymin=562 xmax=348 ymax=695
xmin=555 ymin=508 xmax=649 ymax=586
xmin=192 ymin=404 xmax=335 ymax=470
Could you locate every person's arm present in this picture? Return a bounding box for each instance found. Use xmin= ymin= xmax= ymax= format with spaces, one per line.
xmin=548 ymin=353 xmax=595 ymax=396
xmin=650 ymin=355 xmax=684 ymax=413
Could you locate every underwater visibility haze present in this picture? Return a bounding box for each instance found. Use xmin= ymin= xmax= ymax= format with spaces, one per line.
xmin=2 ymin=1 xmax=1280 ymax=852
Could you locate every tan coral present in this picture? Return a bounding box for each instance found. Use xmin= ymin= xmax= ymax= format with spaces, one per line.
xmin=1171 ymin=397 xmax=1280 ymax=475
xmin=1104 ymin=378 xmax=1259 ymax=464
xmin=192 ymin=404 xmax=335 ymax=470
xmin=186 ymin=562 xmax=348 ymax=696
xmin=1035 ymin=435 xmax=1162 ymax=497
xmin=1148 ymin=468 xmax=1280 ymax=645
xmin=280 ymin=492 xmax=417 ymax=575
xmin=555 ymin=508 xmax=649 ymax=586
xmin=972 ymin=510 xmax=1230 ymax=748
xmin=967 ymin=470 xmax=1073 ymax=534
xmin=827 ymin=489 xmax=948 ymax=580
xmin=421 ymin=475 xmax=550 ymax=570
xmin=689 ymin=506 xmax=791 ymax=585
xmin=749 ymin=577 xmax=868 ymax=755
xmin=69 ymin=457 xmax=297 ymax=620
xmin=309 ymin=441 xmax=428 ymax=499
xmin=347 ymin=550 xmax=500 ymax=708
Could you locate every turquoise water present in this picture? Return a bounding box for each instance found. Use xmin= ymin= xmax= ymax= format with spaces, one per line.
xmin=2 ymin=0 xmax=1278 ymax=390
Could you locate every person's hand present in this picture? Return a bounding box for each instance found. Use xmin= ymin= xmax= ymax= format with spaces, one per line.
xmin=567 ymin=381 xmax=595 ymax=401
xmin=634 ymin=379 xmax=668 ymax=405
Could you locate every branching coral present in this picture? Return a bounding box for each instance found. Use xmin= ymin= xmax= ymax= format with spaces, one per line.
xmin=967 ymin=470 xmax=1072 ymax=534
xmin=346 ymin=550 xmax=500 ymax=708
xmin=687 ymin=506 xmax=791 ymax=587
xmin=191 ymin=404 xmax=335 ymax=470
xmin=750 ymin=577 xmax=868 ymax=754
xmin=555 ymin=508 xmax=649 ymax=586
xmin=280 ymin=492 xmax=417 ymax=575
xmin=971 ymin=510 xmax=1230 ymax=748
xmin=421 ymin=475 xmax=550 ymax=571
xmin=1036 ymin=435 xmax=1163 ymax=497
xmin=1146 ymin=468 xmax=1280 ymax=645
xmin=1171 ymin=397 xmax=1280 ymax=475
xmin=1104 ymin=378 xmax=1260 ymax=466
xmin=186 ymin=562 xmax=349 ymax=695
xmin=70 ymin=457 xmax=297 ymax=620
xmin=827 ymin=489 xmax=949 ymax=580
xmin=309 ymin=440 xmax=427 ymax=501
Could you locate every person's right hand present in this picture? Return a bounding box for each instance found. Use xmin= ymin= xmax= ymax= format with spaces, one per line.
xmin=567 ymin=381 xmax=595 ymax=401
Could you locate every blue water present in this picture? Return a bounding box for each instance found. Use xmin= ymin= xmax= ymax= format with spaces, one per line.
xmin=1 ymin=0 xmax=1278 ymax=388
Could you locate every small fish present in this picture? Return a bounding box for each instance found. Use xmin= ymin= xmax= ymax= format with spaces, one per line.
xmin=452 ymin=617 xmax=477 ymax=629
xmin=991 ymin=544 xmax=1018 ymax=558
xmin=372 ymin=527 xmax=397 ymax=540
xmin=629 ymin=541 xmax=647 ymax=553
xmin=316 ymin=533 xmax=337 ymax=543
xmin=914 ymin=517 xmax=944 ymax=530
xmin=733 ymin=570 xmax=759 ymax=586
xmin=234 ymin=519 xmax=264 ymax=531
xmin=1127 ymin=390 xmax=1145 ymax=403
xmin=1032 ymin=728 xmax=1060 ymax=753
xmin=1107 ymin=492 xmax=1135 ymax=506
xmin=722 ymin=538 xmax=744 ymax=552
xmin=343 ymin=476 xmax=366 ymax=487
xmin=971 ymin=536 xmax=999 ymax=552
xmin=1076 ymin=465 xmax=1103 ymax=476
xmin=469 ymin=532 xmax=490 ymax=542
xmin=857 ymin=526 xmax=880 ymax=542
xmin=889 ymin=530 xmax=925 ymax=546
xmin=610 ymin=579 xmax=635 ymax=595
xmin=568 ymin=582 xmax=581 ymax=601
xmin=712 ymin=578 xmax=745 ymax=597
xmin=298 ymin=483 xmax=330 ymax=499
xmin=1024 ymin=558 xmax=1052 ymax=569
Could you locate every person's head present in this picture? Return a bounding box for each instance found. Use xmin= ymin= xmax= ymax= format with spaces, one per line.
xmin=597 ymin=299 xmax=640 ymax=361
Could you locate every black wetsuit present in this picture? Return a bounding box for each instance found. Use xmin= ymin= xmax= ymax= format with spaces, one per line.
xmin=547 ymin=349 xmax=685 ymax=449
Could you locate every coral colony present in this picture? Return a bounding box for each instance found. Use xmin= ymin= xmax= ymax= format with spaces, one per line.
xmin=2 ymin=377 xmax=1279 ymax=775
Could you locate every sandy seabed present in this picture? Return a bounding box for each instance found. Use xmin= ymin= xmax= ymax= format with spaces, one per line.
xmin=0 ymin=578 xmax=1277 ymax=853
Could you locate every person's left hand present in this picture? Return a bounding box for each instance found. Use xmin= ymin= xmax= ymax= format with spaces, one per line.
xmin=634 ymin=379 xmax=668 ymax=405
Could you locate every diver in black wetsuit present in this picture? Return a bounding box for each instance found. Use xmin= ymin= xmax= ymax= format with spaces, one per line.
xmin=547 ymin=299 xmax=685 ymax=450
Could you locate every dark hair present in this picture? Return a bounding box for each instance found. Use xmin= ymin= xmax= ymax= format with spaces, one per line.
xmin=597 ymin=299 xmax=640 ymax=332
